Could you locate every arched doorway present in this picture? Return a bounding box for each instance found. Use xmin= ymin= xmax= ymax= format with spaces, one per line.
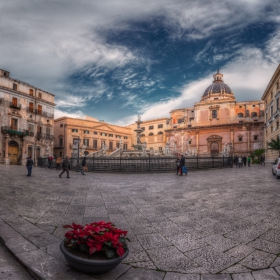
xmin=210 ymin=142 xmax=219 ymax=155
xmin=8 ymin=141 xmax=19 ymax=165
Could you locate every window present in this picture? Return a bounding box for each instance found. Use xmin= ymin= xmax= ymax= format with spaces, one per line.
xmin=149 ymin=126 xmax=154 ymax=130
xmin=252 ymin=105 xmax=255 ymax=107
xmin=116 ymin=142 xmax=120 ymax=149
xmin=93 ymin=131 xmax=98 ymax=135
xmin=11 ymin=118 xmax=18 ymax=130
xmin=159 ymin=147 xmax=162 ymax=151
xmin=271 ymin=126 xmax=273 ymax=133
xmin=251 ymin=112 xmax=257 ymax=117
xmin=189 ymin=117 xmax=194 ymax=121
xmin=13 ymin=83 xmax=17 ymax=90
xmin=158 ymin=124 xmax=163 ymax=128
xmin=158 ymin=131 xmax=163 ymax=135
xmin=238 ymin=136 xmax=243 ymax=142
xmin=27 ymin=123 xmax=34 ymax=136
xmin=59 ymin=138 xmax=63 ymax=147
xmin=271 ymin=106 xmax=274 ymax=116
xmin=109 ymin=141 xmax=113 ymax=150
xmin=72 ymin=129 xmax=78 ymax=132
xmin=84 ymin=130 xmax=89 ymax=134
xmin=188 ymin=140 xmax=192 ymax=145
xmin=246 ymin=110 xmax=250 ymax=117
xmin=109 ymin=134 xmax=113 ymax=137
xmin=116 ymin=135 xmax=121 ymax=138
xmin=141 ymin=134 xmax=145 ymax=137
xmin=37 ymin=104 xmax=42 ymax=115
xmin=141 ymin=127 xmax=145 ymax=131
xmin=178 ymin=119 xmax=183 ymax=124
xmin=12 ymin=97 xmax=17 ymax=106
xmin=93 ymin=140 xmax=98 ymax=149
xmin=73 ymin=138 xmax=78 ymax=144
xmin=46 ymin=128 xmax=50 ymax=136
xmin=29 ymin=89 xmax=34 ymax=96
xmin=212 ymin=110 xmax=217 ymax=119
xmin=124 ymin=136 xmax=128 ymax=139
xmin=123 ymin=144 xmax=128 ymax=150
xmin=277 ymin=121 xmax=279 ymax=130
xmin=254 ymin=135 xmax=258 ymax=141
xmin=271 ymin=92 xmax=273 ymax=99
xmin=149 ymin=132 xmax=154 ymax=136
xmin=60 ymin=124 xmax=63 ymax=127
xmin=83 ymin=139 xmax=89 ymax=146
xmin=239 ymin=106 xmax=242 ymax=108
xmin=38 ymin=92 xmax=42 ymax=99
xmin=100 ymin=132 xmax=107 ymax=136
xmin=29 ymin=102 xmax=34 ymax=113
xmin=238 ymin=113 xmax=243 ymax=118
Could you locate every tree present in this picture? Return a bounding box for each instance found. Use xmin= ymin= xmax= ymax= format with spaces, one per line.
xmin=253 ymin=148 xmax=265 ymax=161
xmin=268 ymin=138 xmax=280 ymax=156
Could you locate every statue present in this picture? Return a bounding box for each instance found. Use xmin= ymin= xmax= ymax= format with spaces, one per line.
xmin=194 ymin=147 xmax=198 ymax=156
xmin=165 ymin=142 xmax=170 ymax=155
xmin=223 ymin=143 xmax=228 ymax=156
xmin=142 ymin=142 xmax=146 ymax=156
xmin=137 ymin=114 xmax=141 ymax=122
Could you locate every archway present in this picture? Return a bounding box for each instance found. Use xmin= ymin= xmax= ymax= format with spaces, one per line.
xmin=210 ymin=142 xmax=219 ymax=155
xmin=8 ymin=141 xmax=19 ymax=165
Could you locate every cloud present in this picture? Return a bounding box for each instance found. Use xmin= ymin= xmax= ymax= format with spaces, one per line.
xmin=54 ymin=109 xmax=85 ymax=119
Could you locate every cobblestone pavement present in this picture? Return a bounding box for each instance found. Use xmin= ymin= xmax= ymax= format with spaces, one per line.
xmin=0 ymin=164 xmax=280 ymax=279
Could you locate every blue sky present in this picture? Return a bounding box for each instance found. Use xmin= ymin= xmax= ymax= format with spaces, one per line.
xmin=0 ymin=0 xmax=279 ymax=124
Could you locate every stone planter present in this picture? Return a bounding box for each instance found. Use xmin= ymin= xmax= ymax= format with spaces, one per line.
xmin=60 ymin=241 xmax=129 ymax=274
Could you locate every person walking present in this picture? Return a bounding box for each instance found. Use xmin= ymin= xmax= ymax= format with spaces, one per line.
xmin=56 ymin=156 xmax=62 ymax=170
xmin=48 ymin=155 xmax=53 ymax=169
xmin=81 ymin=157 xmax=87 ymax=175
xmin=238 ymin=156 xmax=242 ymax=168
xmin=26 ymin=156 xmax=34 ymax=176
xmin=243 ymin=156 xmax=247 ymax=167
xmin=59 ymin=156 xmax=71 ymax=178
xmin=175 ymin=157 xmax=180 ymax=175
xmin=247 ymin=156 xmax=251 ymax=167
xmin=179 ymin=155 xmax=185 ymax=176
xmin=260 ymin=155 xmax=265 ymax=165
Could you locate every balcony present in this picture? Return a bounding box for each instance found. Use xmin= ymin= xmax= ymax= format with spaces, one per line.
xmin=10 ymin=102 xmax=21 ymax=110
xmin=1 ymin=126 xmax=28 ymax=136
xmin=25 ymin=108 xmax=54 ymax=119
xmin=26 ymin=131 xmax=34 ymax=137
xmin=36 ymin=132 xmax=54 ymax=140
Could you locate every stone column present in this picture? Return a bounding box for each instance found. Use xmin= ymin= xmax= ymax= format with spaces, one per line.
xmin=230 ymin=129 xmax=234 ymax=153
xmin=4 ymin=135 xmax=9 ymax=165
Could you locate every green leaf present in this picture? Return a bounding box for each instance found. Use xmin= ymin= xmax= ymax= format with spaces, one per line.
xmin=71 ymin=239 xmax=78 ymax=244
xmin=105 ymin=249 xmax=115 ymax=259
xmin=104 ymin=241 xmax=112 ymax=247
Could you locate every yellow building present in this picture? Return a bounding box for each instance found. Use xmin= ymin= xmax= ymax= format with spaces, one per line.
xmin=127 ymin=117 xmax=167 ymax=153
xmin=262 ymin=64 xmax=280 ymax=163
xmin=54 ymin=116 xmax=133 ymax=157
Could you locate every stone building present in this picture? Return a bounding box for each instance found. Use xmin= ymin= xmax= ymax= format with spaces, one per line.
xmin=262 ymin=64 xmax=280 ymax=162
xmin=54 ymin=116 xmax=133 ymax=157
xmin=127 ymin=117 xmax=167 ymax=153
xmin=166 ymin=71 xmax=264 ymax=156
xmin=0 ymin=69 xmax=55 ymax=165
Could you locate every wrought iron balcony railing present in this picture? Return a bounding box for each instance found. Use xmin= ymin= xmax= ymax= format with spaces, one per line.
xmin=36 ymin=132 xmax=54 ymax=140
xmin=25 ymin=108 xmax=54 ymax=119
xmin=10 ymin=102 xmax=21 ymax=109
xmin=1 ymin=126 xmax=28 ymax=136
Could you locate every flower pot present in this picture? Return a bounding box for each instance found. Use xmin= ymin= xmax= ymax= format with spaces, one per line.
xmin=60 ymin=241 xmax=129 ymax=274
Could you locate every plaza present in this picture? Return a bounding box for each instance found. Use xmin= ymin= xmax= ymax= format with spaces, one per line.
xmin=0 ymin=165 xmax=280 ymax=279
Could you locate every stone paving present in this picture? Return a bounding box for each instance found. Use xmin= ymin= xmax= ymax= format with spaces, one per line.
xmin=0 ymin=164 xmax=280 ymax=279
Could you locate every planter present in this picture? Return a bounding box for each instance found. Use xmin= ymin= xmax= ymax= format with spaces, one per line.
xmin=60 ymin=241 xmax=129 ymax=274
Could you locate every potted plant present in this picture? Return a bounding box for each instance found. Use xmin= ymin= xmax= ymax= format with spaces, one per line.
xmin=60 ymin=221 xmax=129 ymax=274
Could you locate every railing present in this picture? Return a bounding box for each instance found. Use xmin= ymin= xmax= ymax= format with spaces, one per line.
xmin=26 ymin=131 xmax=34 ymax=137
xmin=107 ymin=148 xmax=122 ymax=157
xmin=54 ymin=145 xmax=64 ymax=149
xmin=10 ymin=102 xmax=21 ymax=109
xmin=1 ymin=126 xmax=28 ymax=136
xmin=86 ymin=149 xmax=105 ymax=157
xmin=38 ymin=155 xmax=233 ymax=172
xmin=36 ymin=132 xmax=54 ymax=140
xmin=25 ymin=108 xmax=54 ymax=118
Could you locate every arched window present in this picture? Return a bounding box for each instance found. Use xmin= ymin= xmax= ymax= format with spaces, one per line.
xmin=149 ymin=133 xmax=154 ymax=136
xmin=210 ymin=142 xmax=219 ymax=154
xmin=237 ymin=113 xmax=243 ymax=118
xmin=158 ymin=131 xmax=163 ymax=135
xmin=251 ymin=112 xmax=258 ymax=117
xmin=141 ymin=134 xmax=145 ymax=137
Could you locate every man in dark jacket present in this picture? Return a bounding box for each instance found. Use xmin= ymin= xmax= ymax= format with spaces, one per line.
xmin=59 ymin=156 xmax=70 ymax=178
xmin=26 ymin=156 xmax=34 ymax=176
xmin=179 ymin=155 xmax=185 ymax=176
xmin=81 ymin=157 xmax=86 ymax=175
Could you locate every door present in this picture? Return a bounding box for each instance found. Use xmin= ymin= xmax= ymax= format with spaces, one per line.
xmin=210 ymin=142 xmax=219 ymax=155
xmin=8 ymin=141 xmax=19 ymax=165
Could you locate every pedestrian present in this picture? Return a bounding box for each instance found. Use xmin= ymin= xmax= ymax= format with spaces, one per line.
xmin=81 ymin=157 xmax=87 ymax=175
xmin=56 ymin=156 xmax=62 ymax=170
xmin=48 ymin=155 xmax=53 ymax=169
xmin=238 ymin=156 xmax=242 ymax=168
xmin=243 ymin=156 xmax=247 ymax=166
xmin=234 ymin=155 xmax=238 ymax=167
xmin=26 ymin=156 xmax=34 ymax=176
xmin=260 ymin=155 xmax=265 ymax=165
xmin=59 ymin=156 xmax=71 ymax=178
xmin=175 ymin=157 xmax=180 ymax=175
xmin=247 ymin=156 xmax=251 ymax=167
xmin=179 ymin=155 xmax=185 ymax=176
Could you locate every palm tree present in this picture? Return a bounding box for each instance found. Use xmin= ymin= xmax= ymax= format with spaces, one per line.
xmin=253 ymin=148 xmax=265 ymax=161
xmin=268 ymin=138 xmax=280 ymax=156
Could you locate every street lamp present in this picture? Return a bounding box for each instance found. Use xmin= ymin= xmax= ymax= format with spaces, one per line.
xmin=76 ymin=137 xmax=81 ymax=171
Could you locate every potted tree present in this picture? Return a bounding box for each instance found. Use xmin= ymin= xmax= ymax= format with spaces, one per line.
xmin=60 ymin=221 xmax=129 ymax=274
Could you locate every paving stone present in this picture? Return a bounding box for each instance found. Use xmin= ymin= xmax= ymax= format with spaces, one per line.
xmin=220 ymin=264 xmax=251 ymax=274
xmin=96 ymin=263 xmax=131 ymax=280
xmin=45 ymin=269 xmax=98 ymax=279
xmin=122 ymin=242 xmax=150 ymax=263
xmin=117 ymin=267 xmax=165 ymax=280
xmin=275 ymin=266 xmax=280 ymax=274
xmin=129 ymin=261 xmax=156 ymax=270
xmin=261 ymin=229 xmax=280 ymax=244
xmin=231 ymin=273 xmax=255 ymax=280
xmin=271 ymin=257 xmax=280 ymax=267
xmin=200 ymin=234 xmax=240 ymax=252
xmin=0 ymin=220 xmax=22 ymax=242
xmin=22 ymin=230 xmax=62 ymax=247
xmin=240 ymin=250 xmax=276 ymax=269
xmin=40 ymin=242 xmax=66 ymax=263
xmin=224 ymin=244 xmax=255 ymax=261
xmin=200 ymin=275 xmax=232 ymax=280
xmin=164 ymin=272 xmax=200 ymax=279
xmin=5 ymin=236 xmax=38 ymax=254
xmin=248 ymin=238 xmax=280 ymax=254
xmin=252 ymin=268 xmax=280 ymax=279
xmin=137 ymin=233 xmax=169 ymax=249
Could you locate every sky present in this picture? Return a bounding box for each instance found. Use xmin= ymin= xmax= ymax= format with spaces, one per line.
xmin=0 ymin=0 xmax=280 ymax=125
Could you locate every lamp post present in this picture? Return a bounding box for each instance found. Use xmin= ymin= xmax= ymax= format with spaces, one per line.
xmin=76 ymin=137 xmax=81 ymax=171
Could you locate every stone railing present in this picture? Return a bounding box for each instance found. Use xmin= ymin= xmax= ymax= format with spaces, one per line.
xmin=107 ymin=148 xmax=122 ymax=157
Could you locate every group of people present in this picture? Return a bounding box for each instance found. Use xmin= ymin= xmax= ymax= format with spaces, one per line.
xmin=175 ymin=155 xmax=187 ymax=176
xmin=234 ymin=155 xmax=251 ymax=167
xmin=25 ymin=155 xmax=88 ymax=177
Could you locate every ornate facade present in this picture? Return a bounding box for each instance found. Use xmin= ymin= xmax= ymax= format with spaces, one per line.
xmin=0 ymin=69 xmax=55 ymax=165
xmin=166 ymin=71 xmax=264 ymax=156
xmin=262 ymin=64 xmax=280 ymax=162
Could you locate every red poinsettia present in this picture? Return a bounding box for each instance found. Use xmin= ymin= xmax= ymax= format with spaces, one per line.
xmin=63 ymin=221 xmax=129 ymax=259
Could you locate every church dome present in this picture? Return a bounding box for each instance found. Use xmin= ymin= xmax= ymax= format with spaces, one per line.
xmin=202 ymin=71 xmax=233 ymax=99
